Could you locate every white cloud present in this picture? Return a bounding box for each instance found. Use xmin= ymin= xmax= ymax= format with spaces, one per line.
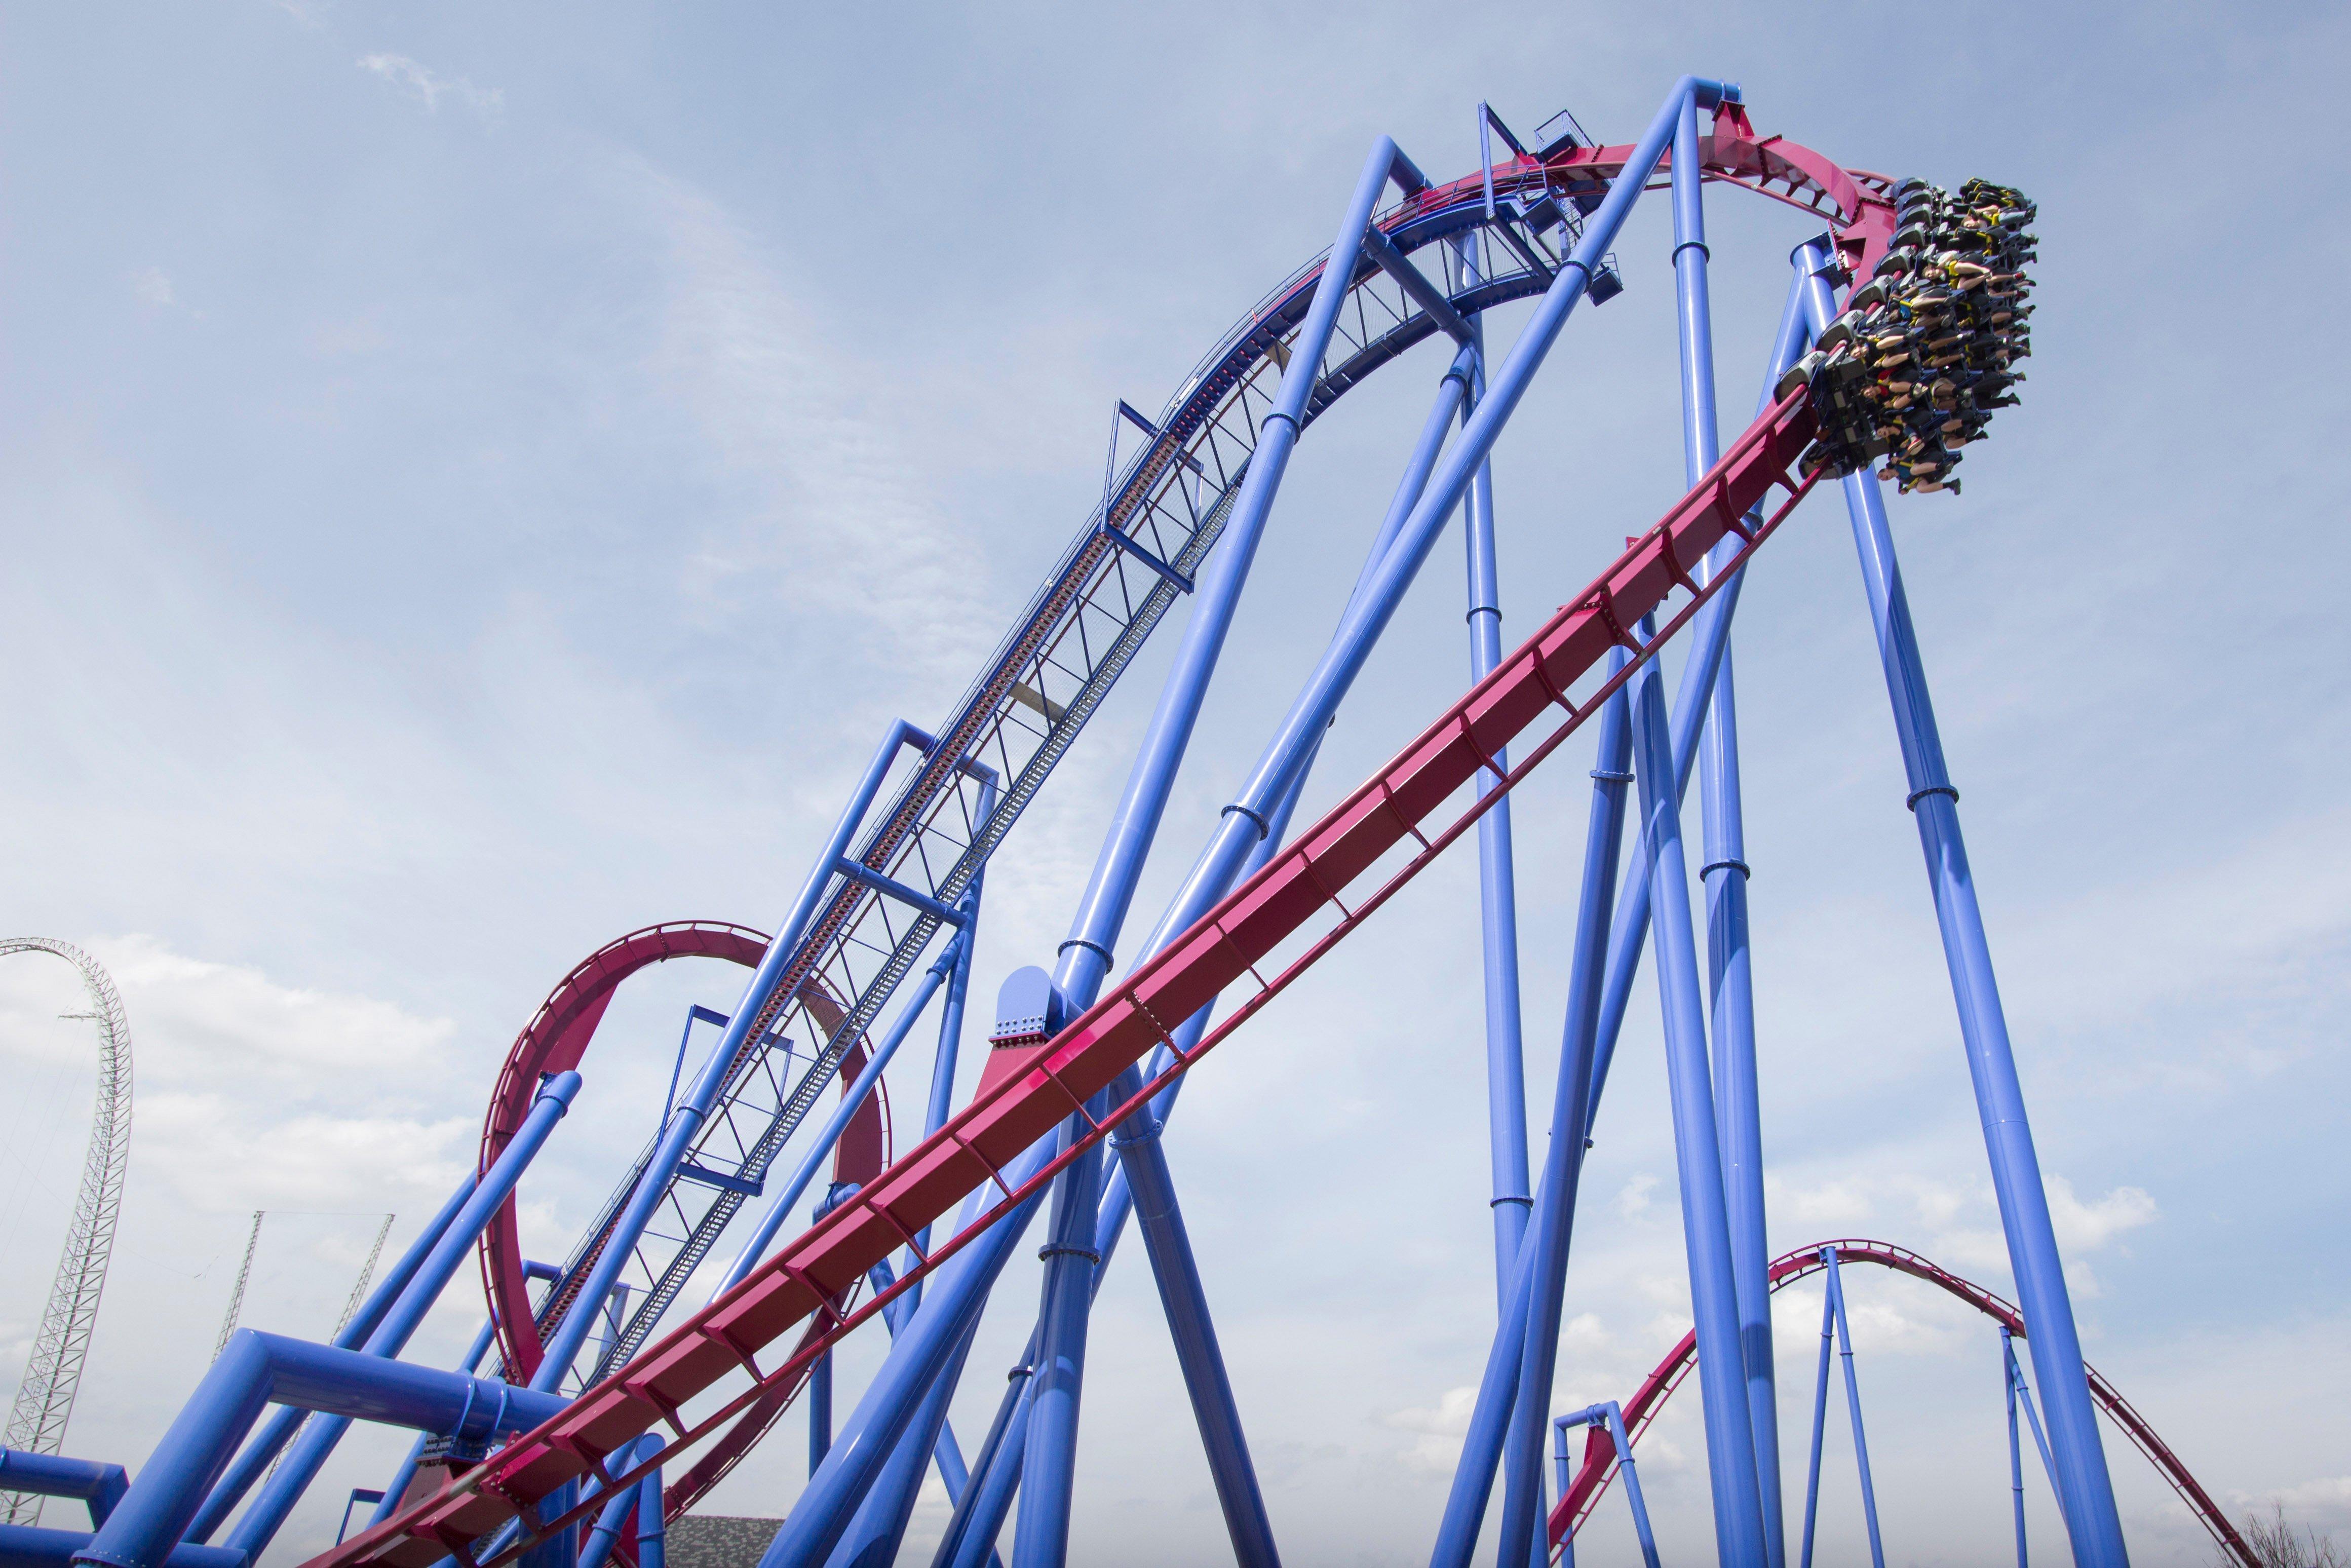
xmin=358 ymin=53 xmax=502 ymax=117
xmin=2246 ymin=1477 xmax=2351 ymax=1531
xmin=130 ymin=267 xmax=173 ymax=307
xmin=1615 ymin=1173 xmax=1658 ymax=1219
xmin=1380 ymin=1384 xmax=1477 ymax=1475
xmin=0 ymin=935 xmax=469 ymax=1213
xmin=2046 ymin=1174 xmax=2159 ymax=1253
xmin=634 ymin=169 xmax=995 ymax=690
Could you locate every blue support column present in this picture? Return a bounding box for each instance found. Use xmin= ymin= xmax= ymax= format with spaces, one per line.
xmin=1581 ymin=245 xmax=1816 ymax=1133
xmin=1455 ymin=232 xmax=1533 ymax=1310
xmin=1488 ymin=155 xmax=1815 ymax=1568
xmin=808 ymin=1348 xmax=833 ymax=1478
xmin=2005 ymin=1329 xmax=2030 ymax=1568
xmin=941 ymin=768 xmax=1314 ymax=1568
xmin=1626 ymin=636 xmax=1769 ymax=1568
xmin=183 ymin=1171 xmax=480 ymax=1544
xmin=1798 ymin=1259 xmax=1832 ymax=1568
xmin=1796 ymin=246 xmax=2131 ymax=1568
xmin=1009 ymin=1096 xmax=1110 ymax=1568
xmin=1670 ymin=92 xmax=1784 ymax=1566
xmin=1481 ymin=648 xmax=1634 ymax=1568
xmin=823 ymin=1314 xmax=984 ymax=1568
xmin=190 ymin=1076 xmax=582 ymax=1565
xmin=981 ymin=134 xmax=1435 ymax=1568
xmin=1427 ymin=75 xmax=1754 ymax=1568
xmin=762 ymin=132 xmax=1415 ymax=1568
xmin=1824 ymin=1249 xmax=1885 ymax=1568
xmin=2008 ymin=1333 xmax=2067 ymax=1520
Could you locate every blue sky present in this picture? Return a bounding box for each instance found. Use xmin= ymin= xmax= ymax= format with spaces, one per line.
xmin=3 ymin=3 xmax=2347 ymax=1564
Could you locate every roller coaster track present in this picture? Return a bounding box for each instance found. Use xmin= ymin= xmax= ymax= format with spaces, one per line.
xmin=474 ymin=923 xmax=887 ymax=1387
xmin=1547 ymin=1240 xmax=2257 ymax=1567
xmin=318 ymin=262 xmax=1838 ymax=1565
xmin=497 ymin=99 xmax=1901 ymax=1405
xmin=0 ymin=939 xmax=132 ymax=1526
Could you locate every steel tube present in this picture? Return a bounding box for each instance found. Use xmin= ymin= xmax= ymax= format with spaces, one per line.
xmin=1102 ymin=1065 xmax=1279 ymax=1568
xmin=1482 ymin=643 xmax=1633 ymax=1568
xmin=1009 ymin=1098 xmax=1110 ymax=1568
xmin=1 ymin=1526 xmax=243 ymax=1568
xmin=1799 ymin=1261 xmax=1834 ymax=1568
xmin=0 ymin=1455 xmax=126 ymax=1528
xmin=79 ymin=1329 xmax=569 ymax=1568
xmin=210 ymin=1076 xmax=580 ymax=1561
xmin=1672 ymin=95 xmax=1783 ymax=1565
xmin=365 ymin=1313 xmax=503 ymax=1532
xmin=1628 ymin=645 xmax=1768 ymax=1567
xmin=821 ymin=1316 xmax=982 ymax=1568
xmin=1825 ymin=1250 xmax=1885 ymax=1568
xmin=975 ymin=328 xmax=1471 ymax=1566
xmin=1603 ymin=1404 xmax=1664 ymax=1568
xmin=1457 ymin=231 xmax=1533 ymax=1311
xmin=183 ymin=1173 xmax=480 ymax=1544
xmin=1583 ymin=244 xmax=1818 ymax=1130
xmin=1049 ymin=133 xmax=1409 ymax=1011
xmin=911 ymin=133 xmax=1417 ymax=1568
xmin=2008 ymin=1337 xmax=2067 ymax=1521
xmin=1797 ymin=249 xmax=2131 ymax=1568
xmin=714 ymin=930 xmax=965 ymax=1298
xmin=1488 ymin=208 xmax=1816 ymax=1568
xmin=2005 ymin=1330 xmax=2029 ymax=1568
xmin=1155 ymin=79 xmax=1733 ymax=964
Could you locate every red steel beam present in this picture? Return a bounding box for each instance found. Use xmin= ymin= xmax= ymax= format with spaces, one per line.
xmin=311 ymin=383 xmax=1821 ymax=1568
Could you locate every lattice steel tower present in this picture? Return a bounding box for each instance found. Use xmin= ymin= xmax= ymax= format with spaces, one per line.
xmin=0 ymin=939 xmax=133 ymax=1524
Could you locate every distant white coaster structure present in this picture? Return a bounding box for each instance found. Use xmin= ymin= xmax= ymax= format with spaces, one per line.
xmin=0 ymin=938 xmax=133 ymax=1525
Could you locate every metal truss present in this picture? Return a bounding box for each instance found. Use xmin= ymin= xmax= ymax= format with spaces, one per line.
xmin=0 ymin=938 xmax=133 ymax=1524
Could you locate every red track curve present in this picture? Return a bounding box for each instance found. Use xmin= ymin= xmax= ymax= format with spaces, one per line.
xmin=1547 ymin=1240 xmax=2256 ymax=1567
xmin=474 ymin=921 xmax=888 ymax=1389
xmin=314 ymin=112 xmax=1913 ymax=1568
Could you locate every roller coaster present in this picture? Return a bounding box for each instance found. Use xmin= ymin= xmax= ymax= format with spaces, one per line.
xmin=0 ymin=73 xmax=2252 ymax=1568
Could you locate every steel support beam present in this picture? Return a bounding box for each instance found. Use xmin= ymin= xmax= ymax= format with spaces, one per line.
xmin=1796 ymin=243 xmax=2131 ymax=1568
xmin=1673 ymin=95 xmax=1784 ymax=1566
xmin=1627 ymin=634 xmax=1769 ymax=1568
xmin=759 ymin=130 xmax=1416 ymax=1568
xmin=109 ymin=1077 xmax=579 ymax=1568
xmin=1479 ymin=175 xmax=1816 ymax=1568
xmin=182 ymin=1172 xmax=479 ymax=1544
xmin=1424 ymin=72 xmax=1745 ymax=1568
xmin=1455 ymin=231 xmax=1533 ymax=1314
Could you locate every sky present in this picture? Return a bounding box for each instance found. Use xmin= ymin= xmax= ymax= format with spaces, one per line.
xmin=2 ymin=2 xmax=2348 ymax=1565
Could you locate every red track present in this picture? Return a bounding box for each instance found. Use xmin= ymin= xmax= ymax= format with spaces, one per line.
xmin=476 ymin=922 xmax=888 ymax=1387
xmin=1547 ymin=1240 xmax=2256 ymax=1567
xmin=314 ymin=333 xmax=1822 ymax=1568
